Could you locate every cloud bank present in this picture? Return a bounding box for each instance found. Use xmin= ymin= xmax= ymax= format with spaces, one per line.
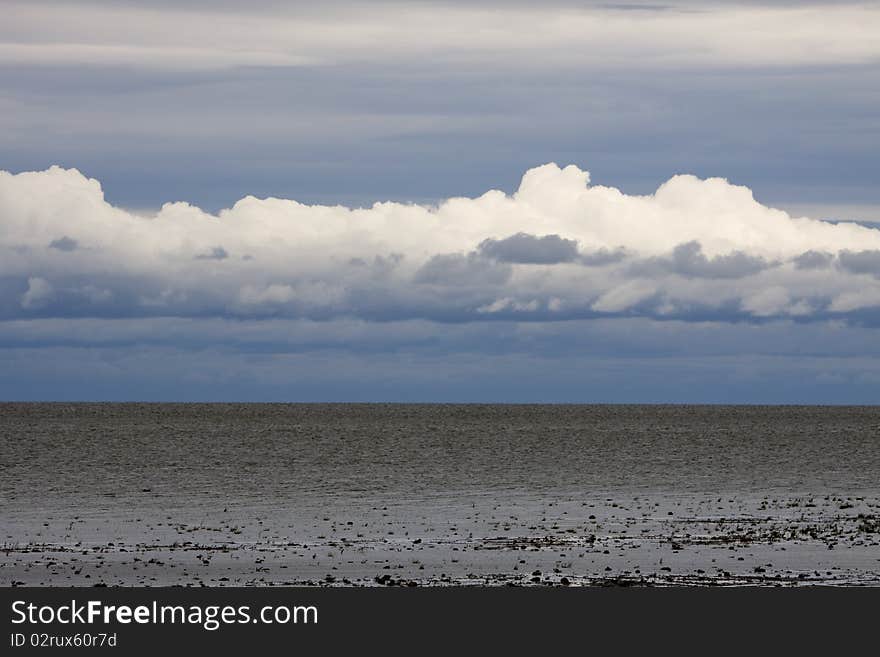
xmin=6 ymin=314 xmax=880 ymax=403
xmin=3 ymin=163 xmax=880 ymax=324
xmin=5 ymin=2 xmax=879 ymax=71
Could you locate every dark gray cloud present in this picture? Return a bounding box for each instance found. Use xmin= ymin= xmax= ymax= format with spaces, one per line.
xmin=838 ymin=250 xmax=880 ymax=276
xmin=580 ymin=247 xmax=628 ymax=266
xmin=670 ymin=242 xmax=771 ymax=279
xmin=48 ymin=236 xmax=79 ymax=252
xmin=634 ymin=241 xmax=771 ymax=279
xmin=793 ymin=250 xmax=833 ymax=270
xmin=478 ymin=232 xmax=579 ymax=264
xmin=414 ymin=253 xmax=512 ymax=286
xmin=195 ymin=246 xmax=229 ymax=260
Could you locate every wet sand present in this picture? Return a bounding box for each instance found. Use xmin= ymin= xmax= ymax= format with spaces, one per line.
xmin=3 ymin=492 xmax=878 ymax=586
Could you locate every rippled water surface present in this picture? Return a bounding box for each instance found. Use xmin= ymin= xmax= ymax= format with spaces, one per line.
xmin=3 ymin=404 xmax=880 ymax=504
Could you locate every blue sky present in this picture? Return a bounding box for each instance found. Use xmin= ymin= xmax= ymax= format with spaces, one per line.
xmin=2 ymin=0 xmax=880 ymax=402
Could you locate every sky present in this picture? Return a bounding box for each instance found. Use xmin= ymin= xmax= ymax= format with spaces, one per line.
xmin=2 ymin=0 xmax=880 ymax=402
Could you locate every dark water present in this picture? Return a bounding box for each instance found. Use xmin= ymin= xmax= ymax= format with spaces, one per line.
xmin=3 ymin=403 xmax=879 ymax=505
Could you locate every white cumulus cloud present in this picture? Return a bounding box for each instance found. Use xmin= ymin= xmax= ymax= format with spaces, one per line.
xmin=3 ymin=163 xmax=880 ymax=323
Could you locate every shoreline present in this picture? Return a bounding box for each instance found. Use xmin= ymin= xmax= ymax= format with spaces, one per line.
xmin=5 ymin=492 xmax=878 ymax=587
